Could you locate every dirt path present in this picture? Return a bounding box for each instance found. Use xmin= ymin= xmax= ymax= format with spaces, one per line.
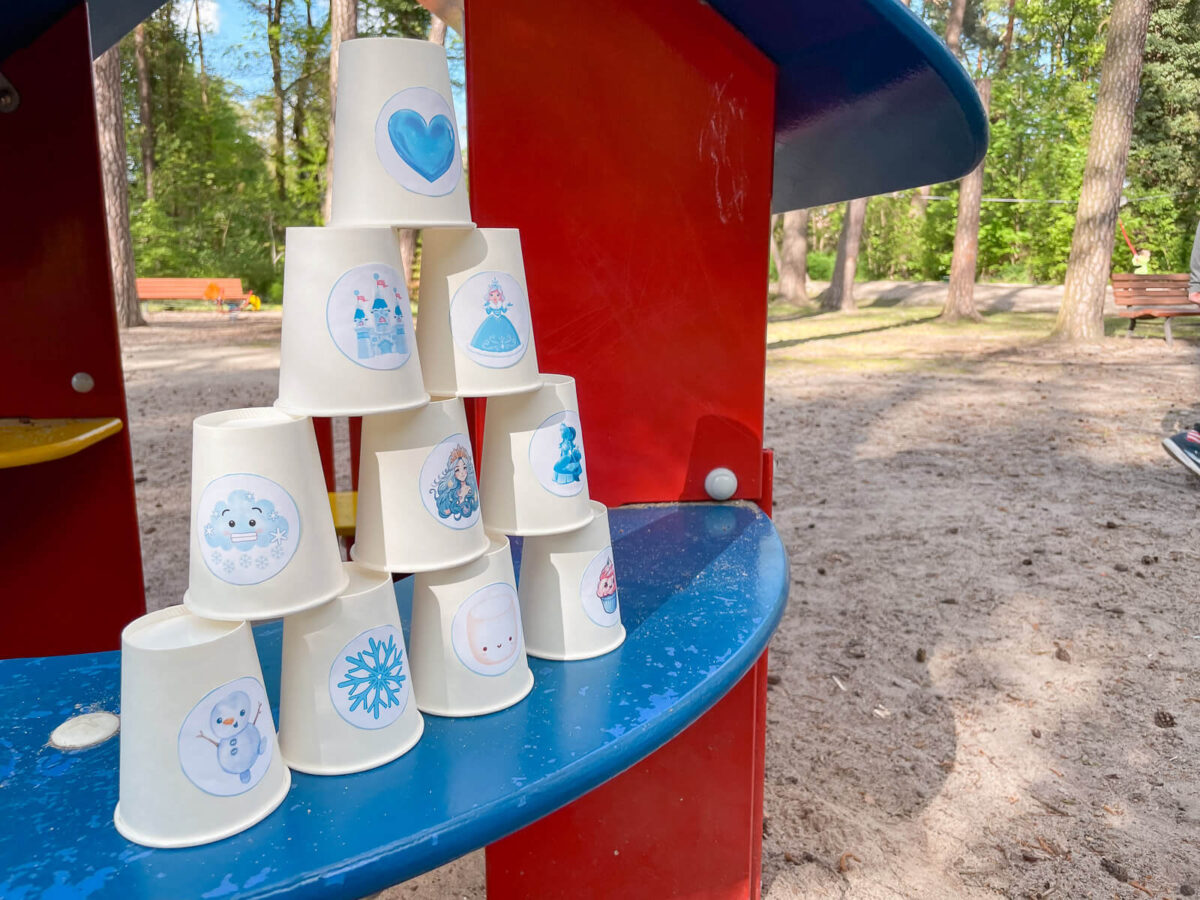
xmin=119 ymin=309 xmax=1200 ymax=898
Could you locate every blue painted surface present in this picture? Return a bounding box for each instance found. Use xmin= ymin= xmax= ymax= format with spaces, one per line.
xmin=1 ymin=0 xmax=985 ymax=211
xmin=0 ymin=503 xmax=787 ymax=900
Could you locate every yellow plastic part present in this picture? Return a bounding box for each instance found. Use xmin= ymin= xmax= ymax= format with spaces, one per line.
xmin=0 ymin=417 xmax=123 ymax=469
xmin=328 ymin=491 xmax=357 ymax=538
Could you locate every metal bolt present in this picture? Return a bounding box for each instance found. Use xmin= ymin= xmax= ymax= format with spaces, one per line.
xmin=704 ymin=467 xmax=738 ymax=501
xmin=71 ymin=372 xmax=95 ymax=393
xmin=0 ymin=73 xmax=18 ymax=113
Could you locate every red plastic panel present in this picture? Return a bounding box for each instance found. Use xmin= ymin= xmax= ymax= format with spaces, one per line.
xmin=466 ymin=0 xmax=775 ymax=506
xmin=485 ymin=653 xmax=770 ymax=899
xmin=0 ymin=5 xmax=145 ymax=656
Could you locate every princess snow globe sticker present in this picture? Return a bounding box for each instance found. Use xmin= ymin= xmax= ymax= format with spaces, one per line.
xmin=326 ymin=263 xmax=411 ymax=370
xmin=179 ymin=676 xmax=276 ymax=796
xmin=419 ymin=434 xmax=482 ymax=529
xmin=449 ymin=271 xmax=531 ymax=369
xmin=528 ymin=410 xmax=586 ymax=497
xmin=197 ymin=474 xmax=301 ymax=585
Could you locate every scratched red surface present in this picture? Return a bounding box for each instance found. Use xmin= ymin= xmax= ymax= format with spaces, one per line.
xmin=466 ymin=0 xmax=775 ymax=507
xmin=0 ymin=6 xmax=145 ymax=657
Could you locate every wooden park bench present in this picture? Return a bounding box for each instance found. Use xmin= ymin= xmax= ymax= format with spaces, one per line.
xmin=1112 ymin=273 xmax=1198 ymax=346
xmin=135 ymin=277 xmax=248 ymax=312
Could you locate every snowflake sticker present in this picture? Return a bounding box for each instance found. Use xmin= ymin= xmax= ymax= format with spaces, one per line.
xmin=329 ymin=625 xmax=410 ymax=730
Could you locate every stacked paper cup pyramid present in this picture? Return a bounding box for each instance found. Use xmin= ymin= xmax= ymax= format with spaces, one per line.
xmin=112 ymin=38 xmax=624 ymax=850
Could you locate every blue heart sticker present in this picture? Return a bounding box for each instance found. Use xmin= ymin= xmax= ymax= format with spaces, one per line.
xmin=386 ymin=110 xmax=456 ymax=183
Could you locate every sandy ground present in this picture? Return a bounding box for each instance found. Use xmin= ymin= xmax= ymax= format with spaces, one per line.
xmin=120 ymin=306 xmax=1199 ymax=899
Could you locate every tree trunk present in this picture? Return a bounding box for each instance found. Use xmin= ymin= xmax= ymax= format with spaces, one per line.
xmin=94 ymin=46 xmax=146 ymax=328
xmin=942 ymin=77 xmax=990 ymax=323
xmin=134 ymin=23 xmax=155 ymax=200
xmin=323 ymin=0 xmax=356 ymax=223
xmin=428 ymin=13 xmax=448 ymax=45
xmin=267 ymin=0 xmax=287 ymax=203
xmin=292 ymin=0 xmax=317 ymax=185
xmin=1053 ymin=0 xmax=1152 ymax=342
xmin=944 ymin=0 xmax=966 ymax=57
xmin=821 ymin=198 xmax=867 ymax=312
xmin=778 ymin=209 xmax=809 ymax=302
xmin=193 ymin=0 xmax=209 ymax=110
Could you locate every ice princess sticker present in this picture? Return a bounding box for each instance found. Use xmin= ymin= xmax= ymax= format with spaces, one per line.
xmin=450 ymin=583 xmax=523 ymax=676
xmin=418 ymin=434 xmax=482 ymax=529
xmin=178 ymin=676 xmax=275 ymax=796
xmin=197 ymin=474 xmax=301 ymax=585
xmin=329 ymin=625 xmax=410 ymax=730
xmin=374 ymin=87 xmax=462 ymax=197
xmin=528 ymin=410 xmax=587 ymax=497
xmin=448 ymin=271 xmax=531 ymax=369
xmin=326 ymin=263 xmax=411 ymax=370
xmin=580 ymin=547 xmax=621 ymax=627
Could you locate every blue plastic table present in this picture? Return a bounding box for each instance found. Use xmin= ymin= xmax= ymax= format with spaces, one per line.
xmin=0 ymin=503 xmax=787 ymax=899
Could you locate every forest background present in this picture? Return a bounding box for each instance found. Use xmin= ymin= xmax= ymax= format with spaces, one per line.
xmin=110 ymin=0 xmax=1200 ymax=304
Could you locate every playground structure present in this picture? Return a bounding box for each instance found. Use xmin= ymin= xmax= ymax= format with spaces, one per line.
xmin=0 ymin=0 xmax=985 ymax=896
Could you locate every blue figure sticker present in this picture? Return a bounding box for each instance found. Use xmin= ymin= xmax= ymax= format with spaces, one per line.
xmin=178 ymin=676 xmax=275 ymax=797
xmin=329 ymin=625 xmax=410 ymax=730
xmin=197 ymin=474 xmax=301 ymax=585
xmin=326 ymin=263 xmax=411 ymax=371
xmin=449 ymin=270 xmax=531 ymax=369
xmin=373 ymin=87 xmax=462 ymax=197
xmin=528 ymin=410 xmax=587 ymax=497
xmin=419 ymin=433 xmax=482 ymax=530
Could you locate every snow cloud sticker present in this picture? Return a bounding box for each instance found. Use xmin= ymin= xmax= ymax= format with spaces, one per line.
xmin=449 ymin=271 xmax=531 ymax=369
xmin=528 ymin=410 xmax=586 ymax=497
xmin=329 ymin=625 xmax=410 ymax=730
xmin=178 ymin=676 xmax=275 ymax=797
xmin=198 ymin=474 xmax=300 ymax=585
xmin=374 ymin=87 xmax=462 ymax=197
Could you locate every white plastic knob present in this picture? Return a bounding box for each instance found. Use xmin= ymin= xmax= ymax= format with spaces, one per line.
xmin=71 ymin=371 xmax=95 ymax=393
xmin=704 ymin=467 xmax=738 ymax=501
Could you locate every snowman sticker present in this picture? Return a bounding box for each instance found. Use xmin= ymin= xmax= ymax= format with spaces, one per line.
xmin=450 ymin=583 xmax=523 ymax=677
xmin=178 ymin=676 xmax=275 ymax=796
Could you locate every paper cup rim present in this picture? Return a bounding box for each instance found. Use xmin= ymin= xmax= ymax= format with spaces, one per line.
xmin=113 ymin=767 xmax=291 ymax=849
xmin=327 ymin=218 xmax=477 ymax=230
xmin=273 ymin=395 xmax=431 ymax=418
xmin=121 ymin=606 xmax=246 ymax=653
xmin=483 ymin=509 xmax=596 ymax=537
xmin=453 ymin=379 xmax=544 ymax=399
xmin=183 ymin=571 xmax=348 ymax=621
xmin=526 ymin=624 xmax=626 ymax=661
xmin=538 ymin=374 xmax=575 ymax=389
xmin=415 ymin=667 xmax=534 ymax=718
xmin=194 ymin=407 xmax=304 ymax=433
xmin=350 ymin=539 xmax=489 ymax=575
xmin=339 ymin=562 xmax=394 ymax=600
xmin=281 ymin=715 xmax=425 ymax=776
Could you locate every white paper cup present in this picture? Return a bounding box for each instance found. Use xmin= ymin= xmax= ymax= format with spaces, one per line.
xmin=416 ymin=228 xmax=541 ymax=397
xmin=278 ymin=563 xmax=424 ymax=774
xmin=518 ymin=502 xmax=626 ymax=660
xmin=114 ymin=606 xmax=291 ymax=848
xmin=353 ymin=396 xmax=490 ymax=573
xmin=276 ymin=227 xmax=428 ymax=417
xmin=480 ymin=374 xmax=592 ymax=536
xmin=409 ymin=536 xmax=534 ymax=716
xmin=185 ymin=409 xmax=349 ymax=621
xmin=330 ymin=38 xmax=471 ymax=228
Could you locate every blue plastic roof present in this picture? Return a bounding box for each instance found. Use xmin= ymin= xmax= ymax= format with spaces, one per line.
xmin=0 ymin=0 xmax=986 ymax=212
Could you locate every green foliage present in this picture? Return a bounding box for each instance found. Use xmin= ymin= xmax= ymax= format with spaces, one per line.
xmin=807 ymin=251 xmax=835 ymax=282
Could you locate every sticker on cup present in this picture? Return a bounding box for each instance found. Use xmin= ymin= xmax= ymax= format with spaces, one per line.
xmin=326 ymin=263 xmax=411 ymax=370
xmin=329 ymin=625 xmax=410 ymax=730
xmin=420 ymin=433 xmax=481 ymax=529
xmin=374 ymin=86 xmax=462 ymax=197
xmin=528 ymin=411 xmax=586 ymax=497
xmin=178 ymin=676 xmax=275 ymax=797
xmin=580 ymin=547 xmax=621 ymax=627
xmin=451 ymin=583 xmax=522 ymax=676
xmin=197 ymin=474 xmax=301 ymax=585
xmin=449 ymin=271 xmax=531 ymax=369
